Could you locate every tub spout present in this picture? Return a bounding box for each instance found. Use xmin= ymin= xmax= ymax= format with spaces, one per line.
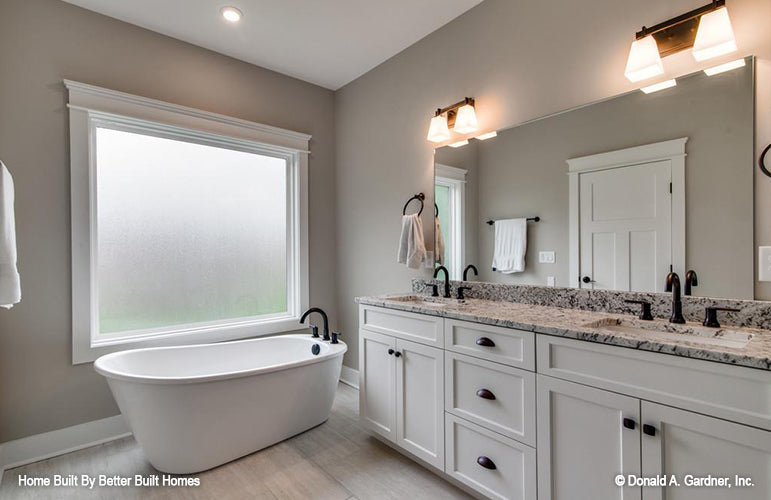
xmin=300 ymin=307 xmax=330 ymax=341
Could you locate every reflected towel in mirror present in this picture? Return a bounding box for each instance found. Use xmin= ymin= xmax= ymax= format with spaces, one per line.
xmin=492 ymin=218 xmax=527 ymax=274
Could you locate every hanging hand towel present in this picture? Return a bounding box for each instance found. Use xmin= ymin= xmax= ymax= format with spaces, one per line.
xmin=0 ymin=161 xmax=21 ymax=308
xmin=434 ymin=216 xmax=445 ymax=266
xmin=397 ymin=213 xmax=426 ymax=269
xmin=491 ymin=218 xmax=527 ymax=274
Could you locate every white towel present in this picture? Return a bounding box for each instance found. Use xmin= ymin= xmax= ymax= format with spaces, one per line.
xmin=491 ymin=218 xmax=527 ymax=274
xmin=434 ymin=216 xmax=445 ymax=266
xmin=0 ymin=161 xmax=20 ymax=308
xmin=397 ymin=214 xmax=426 ymax=269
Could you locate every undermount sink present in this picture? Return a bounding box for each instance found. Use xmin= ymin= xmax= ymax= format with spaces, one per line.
xmin=583 ymin=317 xmax=753 ymax=349
xmin=385 ymin=295 xmax=462 ymax=308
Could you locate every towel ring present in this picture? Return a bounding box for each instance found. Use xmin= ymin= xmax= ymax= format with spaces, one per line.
xmin=760 ymin=143 xmax=771 ymax=178
xmin=402 ymin=193 xmax=425 ymax=216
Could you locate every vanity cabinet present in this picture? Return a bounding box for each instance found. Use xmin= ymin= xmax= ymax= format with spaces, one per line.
xmin=359 ymin=318 xmax=444 ymax=469
xmin=359 ymin=305 xmax=537 ymax=500
xmin=537 ymin=335 xmax=771 ymax=500
xmin=360 ymin=303 xmax=771 ymax=500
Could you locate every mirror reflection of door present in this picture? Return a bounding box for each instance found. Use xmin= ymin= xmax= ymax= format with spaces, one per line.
xmin=569 ymin=139 xmax=686 ymax=293
xmin=434 ymin=164 xmax=467 ymax=280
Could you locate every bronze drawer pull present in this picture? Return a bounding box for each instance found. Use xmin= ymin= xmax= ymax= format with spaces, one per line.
xmin=477 ymin=456 xmax=497 ymax=470
xmin=475 ymin=337 xmax=495 ymax=347
xmin=476 ymin=388 xmax=496 ymax=400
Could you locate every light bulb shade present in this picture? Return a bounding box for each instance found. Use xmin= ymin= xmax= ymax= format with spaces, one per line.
xmin=624 ymin=36 xmax=664 ymax=82
xmin=427 ymin=114 xmax=451 ymax=142
xmin=453 ymin=104 xmax=479 ymax=134
xmin=692 ymin=7 xmax=737 ymax=62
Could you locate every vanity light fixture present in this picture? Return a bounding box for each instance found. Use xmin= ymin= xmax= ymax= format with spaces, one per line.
xmin=703 ymin=57 xmax=745 ymax=76
xmin=448 ymin=139 xmax=469 ymax=148
xmin=640 ymin=79 xmax=677 ymax=94
xmin=426 ymin=97 xmax=477 ymax=142
xmin=692 ymin=7 xmax=737 ymax=61
xmin=476 ymin=131 xmax=498 ymax=140
xmin=427 ymin=114 xmax=451 ymax=143
xmin=625 ymin=0 xmax=737 ymax=82
xmin=624 ymin=36 xmax=665 ymax=83
xmin=221 ymin=6 xmax=243 ymax=22
xmin=454 ymin=104 xmax=479 ymax=134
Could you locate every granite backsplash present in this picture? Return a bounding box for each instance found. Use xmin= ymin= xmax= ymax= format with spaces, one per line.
xmin=412 ymin=278 xmax=771 ymax=331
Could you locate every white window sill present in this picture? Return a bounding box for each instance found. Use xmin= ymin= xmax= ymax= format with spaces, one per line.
xmin=73 ymin=316 xmax=306 ymax=365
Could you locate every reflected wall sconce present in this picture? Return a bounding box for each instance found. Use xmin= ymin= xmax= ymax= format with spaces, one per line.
xmin=427 ymin=97 xmax=478 ymax=143
xmin=624 ymin=0 xmax=737 ymax=83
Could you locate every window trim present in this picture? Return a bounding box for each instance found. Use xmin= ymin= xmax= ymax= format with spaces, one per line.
xmin=66 ymin=80 xmax=310 ymax=364
xmin=435 ymin=164 xmax=467 ymax=280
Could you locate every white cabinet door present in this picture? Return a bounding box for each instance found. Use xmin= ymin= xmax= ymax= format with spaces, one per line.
xmin=641 ymin=401 xmax=771 ymax=500
xmin=395 ymin=338 xmax=444 ymax=469
xmin=579 ymin=160 xmax=671 ymax=292
xmin=537 ymin=375 xmax=642 ymax=500
xmin=359 ymin=329 xmax=396 ymax=441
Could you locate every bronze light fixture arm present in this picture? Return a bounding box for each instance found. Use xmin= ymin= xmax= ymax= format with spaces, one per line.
xmin=434 ymin=97 xmax=475 ymax=127
xmin=634 ymin=0 xmax=726 ymax=57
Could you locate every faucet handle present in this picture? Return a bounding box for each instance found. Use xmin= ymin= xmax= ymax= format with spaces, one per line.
xmin=457 ymin=286 xmax=472 ymax=300
xmin=703 ymin=307 xmax=740 ymax=328
xmin=331 ymin=332 xmax=341 ymax=344
xmin=426 ymin=284 xmax=439 ymax=297
xmin=625 ymin=300 xmax=653 ymax=321
xmin=309 ymin=324 xmax=320 ymax=338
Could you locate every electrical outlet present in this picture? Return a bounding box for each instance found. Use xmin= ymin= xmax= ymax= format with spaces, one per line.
xmin=760 ymin=247 xmax=771 ymax=281
xmin=539 ymin=251 xmax=555 ymax=264
xmin=547 ymin=276 xmax=556 ymax=287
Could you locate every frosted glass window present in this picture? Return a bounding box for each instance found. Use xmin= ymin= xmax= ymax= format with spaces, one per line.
xmin=95 ymin=127 xmax=289 ymax=335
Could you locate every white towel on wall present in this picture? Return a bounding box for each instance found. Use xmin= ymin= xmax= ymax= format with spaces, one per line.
xmin=397 ymin=213 xmax=426 ymax=269
xmin=434 ymin=216 xmax=445 ymax=266
xmin=0 ymin=161 xmax=21 ymax=308
xmin=492 ymin=218 xmax=527 ymax=274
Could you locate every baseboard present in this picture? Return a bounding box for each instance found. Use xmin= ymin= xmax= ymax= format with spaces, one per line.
xmin=0 ymin=414 xmax=131 ymax=483
xmin=339 ymin=365 xmax=359 ymax=389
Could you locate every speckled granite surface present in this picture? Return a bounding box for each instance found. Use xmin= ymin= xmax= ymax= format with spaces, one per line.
xmin=412 ymin=279 xmax=771 ymax=331
xmin=357 ymin=292 xmax=771 ymax=371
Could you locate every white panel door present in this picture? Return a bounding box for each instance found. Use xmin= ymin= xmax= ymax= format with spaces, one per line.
xmin=579 ymin=160 xmax=671 ymax=292
xmin=537 ymin=375 xmax=642 ymax=500
xmin=641 ymin=401 xmax=771 ymax=500
xmin=359 ymin=329 xmax=396 ymax=441
xmin=395 ymin=338 xmax=444 ymax=469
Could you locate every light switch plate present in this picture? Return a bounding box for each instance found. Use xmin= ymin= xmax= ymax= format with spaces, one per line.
xmin=760 ymin=247 xmax=771 ymax=281
xmin=547 ymin=276 xmax=556 ymax=287
xmin=539 ymin=251 xmax=555 ymax=264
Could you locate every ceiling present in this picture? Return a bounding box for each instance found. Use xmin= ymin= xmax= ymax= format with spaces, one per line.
xmin=61 ymin=0 xmax=483 ymax=90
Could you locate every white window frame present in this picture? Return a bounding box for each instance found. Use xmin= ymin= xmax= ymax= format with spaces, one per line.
xmin=66 ymin=80 xmax=310 ymax=364
xmin=435 ymin=164 xmax=467 ymax=280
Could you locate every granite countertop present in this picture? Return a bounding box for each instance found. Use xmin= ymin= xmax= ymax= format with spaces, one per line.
xmin=356 ymin=294 xmax=771 ymax=371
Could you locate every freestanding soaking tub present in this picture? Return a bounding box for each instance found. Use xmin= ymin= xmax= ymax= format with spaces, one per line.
xmin=95 ymin=334 xmax=346 ymax=473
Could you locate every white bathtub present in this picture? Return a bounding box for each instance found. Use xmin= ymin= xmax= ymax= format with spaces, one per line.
xmin=95 ymin=334 xmax=347 ymax=473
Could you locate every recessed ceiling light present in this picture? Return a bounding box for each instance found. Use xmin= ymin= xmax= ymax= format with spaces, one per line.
xmin=221 ymin=6 xmax=242 ymax=23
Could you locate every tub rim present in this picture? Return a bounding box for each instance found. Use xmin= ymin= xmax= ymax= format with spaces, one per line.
xmin=94 ymin=334 xmax=347 ymax=385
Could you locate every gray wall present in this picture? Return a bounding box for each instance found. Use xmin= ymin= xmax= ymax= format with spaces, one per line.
xmin=0 ymin=0 xmax=337 ymax=442
xmin=335 ymin=0 xmax=771 ymax=370
xmin=453 ymin=66 xmax=753 ymax=300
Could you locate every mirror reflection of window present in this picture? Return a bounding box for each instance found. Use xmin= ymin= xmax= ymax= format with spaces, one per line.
xmin=435 ymin=164 xmax=467 ymax=280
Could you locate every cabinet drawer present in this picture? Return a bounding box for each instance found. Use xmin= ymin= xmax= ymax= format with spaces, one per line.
xmin=359 ymin=305 xmax=443 ymax=347
xmin=446 ymin=352 xmax=535 ymax=445
xmin=444 ymin=319 xmax=534 ymax=370
xmin=445 ymin=413 xmax=536 ymax=500
xmin=537 ymin=334 xmax=771 ymax=431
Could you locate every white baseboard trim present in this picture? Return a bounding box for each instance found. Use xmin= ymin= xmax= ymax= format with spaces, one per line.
xmin=0 ymin=414 xmax=131 ymax=483
xmin=339 ymin=365 xmax=359 ymax=389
